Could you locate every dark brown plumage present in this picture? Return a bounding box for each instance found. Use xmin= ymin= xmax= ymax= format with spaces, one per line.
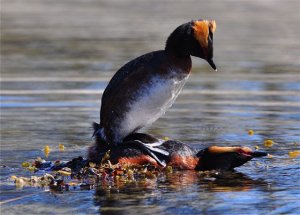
xmin=90 ymin=20 xmax=218 ymax=165
xmin=88 ymin=133 xmax=267 ymax=171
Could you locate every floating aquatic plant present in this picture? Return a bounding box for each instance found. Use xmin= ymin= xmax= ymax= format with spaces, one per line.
xmin=44 ymin=145 xmax=50 ymax=157
xmin=264 ymin=140 xmax=274 ymax=147
xmin=248 ymin=130 xmax=254 ymax=136
xmin=288 ymin=151 xmax=300 ymax=159
xmin=12 ymin=154 xmax=165 ymax=192
xmin=59 ymin=143 xmax=65 ymax=152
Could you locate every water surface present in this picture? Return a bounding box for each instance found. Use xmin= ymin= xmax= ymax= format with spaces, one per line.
xmin=1 ymin=0 xmax=300 ymax=214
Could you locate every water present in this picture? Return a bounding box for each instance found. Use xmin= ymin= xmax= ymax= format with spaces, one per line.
xmin=1 ymin=0 xmax=300 ymax=214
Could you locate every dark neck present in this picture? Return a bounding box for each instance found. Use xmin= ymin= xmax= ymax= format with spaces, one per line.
xmin=165 ymin=38 xmax=190 ymax=57
xmin=165 ymin=49 xmax=192 ymax=74
xmin=165 ymin=29 xmax=192 ymax=57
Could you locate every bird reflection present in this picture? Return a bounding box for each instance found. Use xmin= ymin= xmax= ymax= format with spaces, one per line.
xmin=93 ymin=170 xmax=267 ymax=215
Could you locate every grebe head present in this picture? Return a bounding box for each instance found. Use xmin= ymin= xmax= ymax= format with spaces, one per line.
xmin=165 ymin=19 xmax=217 ymax=71
xmin=196 ymin=146 xmax=267 ymax=171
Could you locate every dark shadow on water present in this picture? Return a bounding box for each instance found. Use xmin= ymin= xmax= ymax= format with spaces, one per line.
xmin=93 ymin=170 xmax=268 ymax=215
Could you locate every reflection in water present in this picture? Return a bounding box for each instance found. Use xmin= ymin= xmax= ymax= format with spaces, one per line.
xmin=1 ymin=0 xmax=300 ymax=214
xmin=94 ymin=170 xmax=268 ymax=214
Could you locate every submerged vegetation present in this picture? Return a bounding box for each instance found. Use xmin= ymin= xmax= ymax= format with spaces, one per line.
xmin=9 ymin=133 xmax=300 ymax=192
xmin=12 ymin=146 xmax=168 ymax=191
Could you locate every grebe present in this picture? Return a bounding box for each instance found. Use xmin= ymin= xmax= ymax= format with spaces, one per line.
xmin=89 ymin=133 xmax=267 ymax=171
xmin=91 ymin=20 xmax=217 ymax=166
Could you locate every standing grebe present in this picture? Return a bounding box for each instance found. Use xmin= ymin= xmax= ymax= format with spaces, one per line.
xmin=90 ymin=20 xmax=217 ymax=166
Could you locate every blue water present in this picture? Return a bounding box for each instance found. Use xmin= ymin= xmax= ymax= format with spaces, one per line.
xmin=1 ymin=0 xmax=300 ymax=214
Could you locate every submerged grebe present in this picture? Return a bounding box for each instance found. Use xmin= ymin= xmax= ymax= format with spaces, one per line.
xmin=90 ymin=20 xmax=217 ymax=166
xmin=89 ymin=133 xmax=267 ymax=170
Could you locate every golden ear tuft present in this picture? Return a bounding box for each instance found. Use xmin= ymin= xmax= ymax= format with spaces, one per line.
xmin=208 ymin=146 xmax=253 ymax=154
xmin=193 ymin=20 xmax=209 ymax=49
xmin=208 ymin=146 xmax=240 ymax=154
xmin=192 ymin=20 xmax=217 ymax=49
xmin=209 ymin=20 xmax=217 ymax=33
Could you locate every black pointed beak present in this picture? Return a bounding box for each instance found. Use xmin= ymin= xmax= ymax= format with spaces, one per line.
xmin=251 ymin=151 xmax=268 ymax=157
xmin=207 ymin=59 xmax=217 ymax=71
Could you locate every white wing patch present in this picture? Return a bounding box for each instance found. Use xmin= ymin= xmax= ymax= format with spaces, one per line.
xmin=119 ymin=70 xmax=189 ymax=139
